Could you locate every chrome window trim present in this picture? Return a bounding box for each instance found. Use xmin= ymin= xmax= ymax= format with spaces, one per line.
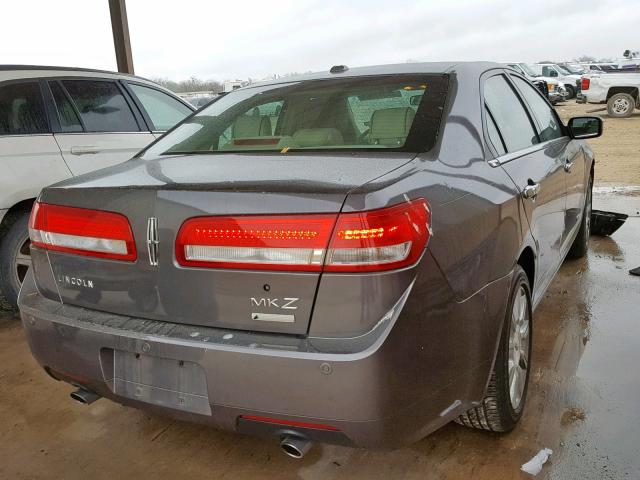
xmin=51 ymin=131 xmax=153 ymax=136
xmin=0 ymin=133 xmax=54 ymax=139
xmin=488 ymin=136 xmax=570 ymax=167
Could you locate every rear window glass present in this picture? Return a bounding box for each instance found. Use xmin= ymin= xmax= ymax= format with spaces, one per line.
xmin=141 ymin=75 xmax=448 ymax=157
xmin=62 ymin=80 xmax=139 ymax=132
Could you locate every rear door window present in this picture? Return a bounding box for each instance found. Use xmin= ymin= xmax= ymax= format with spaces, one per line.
xmin=510 ymin=76 xmax=563 ymax=142
xmin=128 ymin=83 xmax=192 ymax=131
xmin=484 ymin=75 xmax=538 ymax=152
xmin=61 ymin=80 xmax=139 ymax=132
xmin=0 ymin=82 xmax=48 ymax=135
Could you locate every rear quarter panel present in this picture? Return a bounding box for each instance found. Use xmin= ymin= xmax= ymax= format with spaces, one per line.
xmin=312 ymin=68 xmax=525 ymax=408
xmin=0 ymin=135 xmax=71 ymax=209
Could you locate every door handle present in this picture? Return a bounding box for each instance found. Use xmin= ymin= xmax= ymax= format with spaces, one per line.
xmin=564 ymin=161 xmax=574 ymax=173
xmin=70 ymin=146 xmax=101 ymax=155
xmin=522 ymin=182 xmax=540 ymax=200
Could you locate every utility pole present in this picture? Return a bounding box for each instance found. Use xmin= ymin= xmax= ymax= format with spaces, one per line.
xmin=108 ymin=0 xmax=134 ymax=74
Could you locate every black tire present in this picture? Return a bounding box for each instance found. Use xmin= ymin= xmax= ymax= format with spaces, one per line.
xmin=0 ymin=210 xmax=31 ymax=309
xmin=568 ymin=176 xmax=593 ymax=259
xmin=565 ymin=84 xmax=575 ymax=99
xmin=607 ymin=93 xmax=636 ymax=118
xmin=456 ymin=265 xmax=532 ymax=432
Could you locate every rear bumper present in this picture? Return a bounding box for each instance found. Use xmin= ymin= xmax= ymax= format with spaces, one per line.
xmin=19 ymin=263 xmax=508 ymax=448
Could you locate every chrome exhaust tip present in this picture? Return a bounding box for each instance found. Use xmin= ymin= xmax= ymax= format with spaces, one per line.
xmin=280 ymin=435 xmax=312 ymax=459
xmin=70 ymin=388 xmax=101 ymax=405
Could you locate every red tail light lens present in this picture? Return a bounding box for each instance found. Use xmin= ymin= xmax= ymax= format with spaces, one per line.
xmin=175 ymin=214 xmax=337 ymax=271
xmin=176 ymin=199 xmax=430 ymax=272
xmin=581 ymin=78 xmax=590 ymax=90
xmin=29 ymin=202 xmax=137 ymax=261
xmin=325 ymin=199 xmax=431 ymax=272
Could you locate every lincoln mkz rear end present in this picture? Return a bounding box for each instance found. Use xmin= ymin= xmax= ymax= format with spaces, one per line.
xmin=20 ymin=63 xmax=529 ymax=452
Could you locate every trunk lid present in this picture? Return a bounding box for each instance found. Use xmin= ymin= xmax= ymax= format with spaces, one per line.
xmin=39 ymin=153 xmax=413 ymax=334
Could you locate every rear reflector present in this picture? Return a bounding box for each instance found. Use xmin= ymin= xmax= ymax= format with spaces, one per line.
xmin=239 ymin=415 xmax=340 ymax=431
xmin=176 ymin=199 xmax=430 ymax=272
xmin=581 ymin=78 xmax=590 ymax=90
xmin=29 ymin=202 xmax=137 ymax=261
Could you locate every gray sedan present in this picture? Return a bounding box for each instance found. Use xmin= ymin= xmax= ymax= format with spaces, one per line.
xmin=20 ymin=62 xmax=601 ymax=457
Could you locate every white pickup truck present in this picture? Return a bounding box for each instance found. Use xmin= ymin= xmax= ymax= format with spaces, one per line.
xmin=578 ymin=72 xmax=640 ymax=117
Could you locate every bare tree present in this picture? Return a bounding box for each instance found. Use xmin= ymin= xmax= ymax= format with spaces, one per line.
xmin=151 ymin=76 xmax=222 ymax=94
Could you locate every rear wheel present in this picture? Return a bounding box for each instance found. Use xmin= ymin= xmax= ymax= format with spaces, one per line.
xmin=607 ymin=93 xmax=636 ymax=118
xmin=0 ymin=211 xmax=31 ymax=309
xmin=568 ymin=176 xmax=592 ymax=259
xmin=457 ymin=265 xmax=532 ymax=432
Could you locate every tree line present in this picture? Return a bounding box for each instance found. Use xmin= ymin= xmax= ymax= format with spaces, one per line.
xmin=151 ymin=76 xmax=223 ymax=93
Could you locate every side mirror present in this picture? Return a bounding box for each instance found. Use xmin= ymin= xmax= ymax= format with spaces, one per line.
xmin=568 ymin=116 xmax=602 ymax=139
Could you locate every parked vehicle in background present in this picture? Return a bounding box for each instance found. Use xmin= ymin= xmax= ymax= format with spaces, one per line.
xmin=618 ymin=49 xmax=640 ymax=70
xmin=0 ymin=66 xmax=194 ymax=307
xmin=189 ymin=94 xmax=220 ymax=109
xmin=179 ymin=93 xmax=221 ymax=109
xmin=560 ymin=63 xmax=587 ymax=75
xmin=535 ymin=63 xmax=582 ymax=99
xmin=505 ymin=63 xmax=566 ymax=103
xmin=578 ymin=71 xmax=640 ymax=117
xmin=579 ymin=63 xmax=620 ymax=73
xmin=19 ymin=62 xmax=601 ymax=454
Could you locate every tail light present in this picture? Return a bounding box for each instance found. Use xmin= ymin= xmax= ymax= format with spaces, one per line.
xmin=176 ymin=199 xmax=431 ymax=272
xmin=29 ymin=202 xmax=137 ymax=261
xmin=581 ymin=78 xmax=590 ymax=90
xmin=175 ymin=214 xmax=336 ymax=271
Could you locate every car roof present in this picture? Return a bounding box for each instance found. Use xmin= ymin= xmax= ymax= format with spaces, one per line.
xmin=240 ymin=61 xmax=504 ymax=89
xmin=0 ymin=65 xmax=155 ymax=84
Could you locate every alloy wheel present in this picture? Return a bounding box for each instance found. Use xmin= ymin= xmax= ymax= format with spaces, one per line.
xmin=13 ymin=237 xmax=31 ymax=286
xmin=508 ymin=285 xmax=530 ymax=410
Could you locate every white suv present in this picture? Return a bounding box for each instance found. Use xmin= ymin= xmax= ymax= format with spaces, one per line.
xmin=0 ymin=66 xmax=194 ymax=307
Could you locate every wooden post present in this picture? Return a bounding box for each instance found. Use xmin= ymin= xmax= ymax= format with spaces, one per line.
xmin=108 ymin=0 xmax=134 ymax=74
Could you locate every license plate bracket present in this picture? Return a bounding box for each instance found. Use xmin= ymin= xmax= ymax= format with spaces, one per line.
xmin=111 ymin=350 xmax=211 ymax=416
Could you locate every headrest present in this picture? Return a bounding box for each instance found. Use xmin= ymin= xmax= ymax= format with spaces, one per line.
xmin=232 ymin=115 xmax=272 ymax=138
xmin=292 ymin=128 xmax=344 ymax=147
xmin=369 ymin=107 xmax=415 ymax=146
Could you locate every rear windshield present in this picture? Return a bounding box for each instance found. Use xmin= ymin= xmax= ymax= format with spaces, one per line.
xmin=140 ymin=74 xmax=448 ymax=157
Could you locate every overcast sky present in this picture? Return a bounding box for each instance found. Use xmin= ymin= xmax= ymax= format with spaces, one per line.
xmin=2 ymin=0 xmax=639 ymax=81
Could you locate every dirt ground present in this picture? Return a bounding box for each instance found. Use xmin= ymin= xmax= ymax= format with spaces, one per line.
xmin=555 ymin=101 xmax=640 ymax=185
